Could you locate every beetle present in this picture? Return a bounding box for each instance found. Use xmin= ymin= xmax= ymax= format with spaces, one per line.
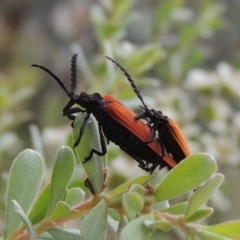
xmin=106 ymin=56 xmax=191 ymax=163
xmin=32 ymin=54 xmax=178 ymax=173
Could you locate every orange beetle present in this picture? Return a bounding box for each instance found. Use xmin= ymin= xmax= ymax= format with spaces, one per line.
xmin=32 ymin=54 xmax=177 ymax=173
xmin=106 ymin=57 xmax=191 ymax=163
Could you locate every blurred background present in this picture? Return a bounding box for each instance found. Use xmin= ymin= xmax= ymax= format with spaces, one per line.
xmin=1 ymin=0 xmax=240 ymax=238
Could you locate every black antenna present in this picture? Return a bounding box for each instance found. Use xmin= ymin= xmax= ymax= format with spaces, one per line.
xmin=31 ymin=63 xmax=70 ymax=97
xmin=70 ymin=54 xmax=78 ymax=95
xmin=106 ymin=56 xmax=148 ymax=109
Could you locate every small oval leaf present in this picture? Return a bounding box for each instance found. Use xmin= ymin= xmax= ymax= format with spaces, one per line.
xmin=49 ymin=201 xmax=78 ymax=221
xmin=4 ymin=149 xmax=44 ymax=240
xmin=120 ymin=214 xmax=154 ymax=240
xmin=48 ymin=228 xmax=80 ymax=240
xmin=155 ymin=153 xmax=216 ymax=201
xmin=80 ymin=200 xmax=108 ymax=240
xmin=73 ymin=114 xmax=104 ymax=195
xmin=28 ymin=184 xmax=51 ymax=224
xmin=48 ymin=146 xmax=75 ymax=216
xmin=205 ymin=220 xmax=240 ymax=239
xmin=161 ymin=202 xmax=188 ymax=215
xmin=108 ymin=176 xmax=152 ymax=197
xmin=12 ymin=200 xmax=36 ymax=240
xmin=184 ymin=207 xmax=213 ymax=222
xmin=145 ymin=220 xmax=171 ymax=232
xmin=65 ymin=188 xmax=85 ymax=207
xmin=185 ymin=174 xmax=224 ymax=218
xmin=122 ymin=192 xmax=144 ymax=221
xmin=197 ymin=229 xmax=229 ymax=240
xmin=115 ymin=216 xmax=128 ymax=240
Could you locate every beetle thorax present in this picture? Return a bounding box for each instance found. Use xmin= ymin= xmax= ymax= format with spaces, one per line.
xmin=78 ymin=92 xmax=105 ymax=110
xmin=152 ymin=109 xmax=169 ymax=123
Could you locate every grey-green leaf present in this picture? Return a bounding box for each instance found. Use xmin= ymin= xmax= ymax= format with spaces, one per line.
xmin=120 ymin=214 xmax=154 ymax=240
xmin=4 ymin=149 xmax=44 ymax=240
xmin=12 ymin=200 xmax=36 ymax=240
xmin=184 ymin=207 xmax=213 ymax=222
xmin=115 ymin=216 xmax=128 ymax=240
xmin=122 ymin=192 xmax=144 ymax=221
xmin=205 ymin=220 xmax=240 ymax=239
xmin=80 ymin=200 xmax=108 ymax=240
xmin=47 ymin=146 xmax=75 ymax=216
xmin=185 ymin=174 xmax=224 ymax=218
xmin=145 ymin=219 xmax=172 ymax=232
xmin=196 ymin=230 xmax=229 ymax=240
xmin=48 ymin=228 xmax=80 ymax=240
xmin=161 ymin=202 xmax=188 ymax=215
xmin=73 ymin=114 xmax=104 ymax=195
xmin=108 ymin=176 xmax=152 ymax=197
xmin=65 ymin=187 xmax=85 ymax=207
xmin=155 ymin=153 xmax=216 ymax=201
xmin=49 ymin=201 xmax=78 ymax=221
xmin=37 ymin=232 xmax=55 ymax=240
xmin=28 ymin=184 xmax=51 ymax=224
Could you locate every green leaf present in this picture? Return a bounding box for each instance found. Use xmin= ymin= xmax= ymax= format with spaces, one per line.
xmin=205 ymin=220 xmax=240 ymax=239
xmin=120 ymin=214 xmax=154 ymax=240
xmin=47 ymin=146 xmax=75 ymax=216
xmin=80 ymin=200 xmax=108 ymax=240
xmin=185 ymin=174 xmax=224 ymax=218
xmin=4 ymin=149 xmax=44 ymax=240
xmin=28 ymin=184 xmax=51 ymax=224
xmin=48 ymin=228 xmax=80 ymax=240
xmin=161 ymin=202 xmax=188 ymax=215
xmin=49 ymin=201 xmax=78 ymax=221
xmin=108 ymin=208 xmax=120 ymax=222
xmin=155 ymin=153 xmax=216 ymax=201
xmin=73 ymin=114 xmax=104 ymax=195
xmin=145 ymin=220 xmax=171 ymax=232
xmin=12 ymin=200 xmax=36 ymax=240
xmin=108 ymin=176 xmax=152 ymax=197
xmin=115 ymin=216 xmax=128 ymax=240
xmin=185 ymin=207 xmax=213 ymax=223
xmin=196 ymin=229 xmax=229 ymax=240
xmin=65 ymin=187 xmax=85 ymax=207
xmin=122 ymin=192 xmax=144 ymax=221
xmin=129 ymin=184 xmax=146 ymax=197
xmin=153 ymin=201 xmax=169 ymax=210
xmin=37 ymin=232 xmax=55 ymax=239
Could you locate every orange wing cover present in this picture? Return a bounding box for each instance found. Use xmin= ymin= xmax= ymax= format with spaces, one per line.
xmin=103 ymin=95 xmax=177 ymax=168
xmin=168 ymin=120 xmax=191 ymax=157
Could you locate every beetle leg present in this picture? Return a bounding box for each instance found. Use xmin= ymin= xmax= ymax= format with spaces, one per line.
xmin=64 ymin=107 xmax=86 ymax=116
xmin=64 ymin=107 xmax=86 ymax=127
xmin=83 ymin=124 xmax=107 ymax=162
xmin=63 ymin=99 xmax=76 ymax=113
xmin=158 ymin=138 xmax=167 ymax=156
xmin=67 ymin=114 xmax=76 ymax=122
xmin=148 ymin=163 xmax=158 ymax=174
xmin=137 ymin=161 xmax=157 ymax=174
xmin=73 ymin=112 xmax=91 ymax=147
xmin=135 ymin=112 xmax=148 ymax=121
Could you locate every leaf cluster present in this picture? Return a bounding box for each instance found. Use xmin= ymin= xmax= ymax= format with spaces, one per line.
xmin=2 ymin=115 xmax=240 ymax=240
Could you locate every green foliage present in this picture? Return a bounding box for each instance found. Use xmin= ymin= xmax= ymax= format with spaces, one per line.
xmin=4 ymin=150 xmax=44 ymax=240
xmin=73 ymin=114 xmax=105 ymax=195
xmin=80 ymin=200 xmax=108 ymax=240
xmin=2 ymin=123 xmax=240 ymax=239
xmin=1 ymin=0 xmax=240 ymax=239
